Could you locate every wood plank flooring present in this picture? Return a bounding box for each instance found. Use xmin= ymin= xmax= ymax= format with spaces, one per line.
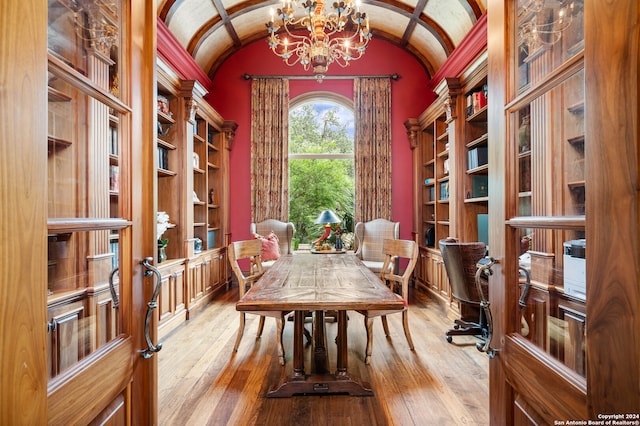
xmin=158 ymin=284 xmax=489 ymax=425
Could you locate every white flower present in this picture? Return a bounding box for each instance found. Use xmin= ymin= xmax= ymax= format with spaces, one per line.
xmin=157 ymin=211 xmax=174 ymax=241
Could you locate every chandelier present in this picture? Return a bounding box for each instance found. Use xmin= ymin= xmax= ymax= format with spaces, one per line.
xmin=73 ymin=0 xmax=119 ymax=54
xmin=266 ymin=0 xmax=372 ymax=82
xmin=519 ymin=0 xmax=579 ymax=52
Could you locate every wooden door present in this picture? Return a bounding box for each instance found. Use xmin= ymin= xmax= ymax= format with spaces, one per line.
xmin=487 ymin=1 xmax=640 ymax=423
xmin=0 ymin=0 xmax=157 ymax=424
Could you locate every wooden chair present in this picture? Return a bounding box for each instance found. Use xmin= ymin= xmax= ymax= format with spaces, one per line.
xmin=438 ymin=238 xmax=490 ymax=348
xmin=228 ymin=239 xmax=287 ymax=365
xmin=354 ymin=219 xmax=400 ymax=273
xmin=359 ymin=239 xmax=418 ymax=364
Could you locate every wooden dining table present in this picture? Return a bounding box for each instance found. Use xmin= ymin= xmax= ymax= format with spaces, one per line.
xmin=236 ymin=252 xmax=405 ymax=397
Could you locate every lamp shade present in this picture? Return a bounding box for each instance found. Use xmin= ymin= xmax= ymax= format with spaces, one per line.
xmin=314 ymin=210 xmax=341 ymax=224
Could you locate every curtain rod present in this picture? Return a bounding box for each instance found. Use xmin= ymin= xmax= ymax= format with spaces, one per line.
xmin=242 ymin=73 xmax=400 ymax=81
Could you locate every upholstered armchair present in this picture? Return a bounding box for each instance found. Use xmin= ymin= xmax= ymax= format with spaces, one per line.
xmin=250 ymin=219 xmax=295 ymax=267
xmin=354 ymin=218 xmax=400 ymax=273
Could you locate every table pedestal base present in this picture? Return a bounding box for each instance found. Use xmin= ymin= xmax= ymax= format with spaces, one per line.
xmin=267 ymin=373 xmax=373 ymax=397
xmin=267 ymin=310 xmax=373 ymax=398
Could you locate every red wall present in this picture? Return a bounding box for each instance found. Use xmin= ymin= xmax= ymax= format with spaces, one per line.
xmin=207 ymin=38 xmax=433 ymax=243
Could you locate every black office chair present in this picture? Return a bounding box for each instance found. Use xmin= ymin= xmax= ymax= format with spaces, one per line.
xmin=439 ymin=238 xmax=495 ymax=354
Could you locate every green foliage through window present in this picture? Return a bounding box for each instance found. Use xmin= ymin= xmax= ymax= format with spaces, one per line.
xmin=289 ymin=101 xmax=355 ymax=244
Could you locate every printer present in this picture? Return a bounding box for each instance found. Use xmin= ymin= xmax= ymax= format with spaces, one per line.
xmin=563 ymin=239 xmax=586 ymax=300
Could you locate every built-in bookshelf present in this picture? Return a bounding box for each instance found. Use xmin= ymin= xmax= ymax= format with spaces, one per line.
xmin=461 ymin=55 xmax=489 ymax=244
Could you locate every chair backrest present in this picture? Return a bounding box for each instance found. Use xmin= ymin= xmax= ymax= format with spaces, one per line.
xmin=439 ymin=238 xmax=486 ymax=305
xmin=250 ymin=219 xmax=295 ymax=255
xmin=379 ymin=239 xmax=419 ymax=300
xmin=354 ymin=219 xmax=400 ymax=262
xmin=228 ymin=239 xmax=265 ymax=297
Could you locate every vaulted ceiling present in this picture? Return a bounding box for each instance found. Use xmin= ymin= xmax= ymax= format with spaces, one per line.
xmin=157 ymin=0 xmax=487 ymax=80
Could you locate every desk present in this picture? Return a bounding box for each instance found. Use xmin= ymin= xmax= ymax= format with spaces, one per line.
xmin=236 ymin=253 xmax=405 ymax=397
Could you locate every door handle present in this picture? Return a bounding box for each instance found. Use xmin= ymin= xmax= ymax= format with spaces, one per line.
xmin=141 ymin=257 xmax=163 ymax=358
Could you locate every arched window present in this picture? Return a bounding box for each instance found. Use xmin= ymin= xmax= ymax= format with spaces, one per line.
xmin=288 ymin=93 xmax=355 ymax=246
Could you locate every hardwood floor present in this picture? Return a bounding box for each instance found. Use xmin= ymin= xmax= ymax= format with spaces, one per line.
xmin=158 ymin=285 xmax=489 ymax=425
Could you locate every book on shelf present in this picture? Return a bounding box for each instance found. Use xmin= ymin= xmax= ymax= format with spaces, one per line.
xmin=109 ymin=126 xmax=118 ymax=155
xmin=110 ymin=240 xmax=119 ymax=269
xmin=466 ymin=85 xmax=488 ymax=117
xmin=109 ymin=165 xmax=119 ymax=191
xmin=158 ymin=146 xmax=169 ymax=170
xmin=440 ymin=182 xmax=449 ymax=201
xmin=472 ymin=175 xmax=489 ymax=197
xmin=468 ymin=147 xmax=488 ymax=170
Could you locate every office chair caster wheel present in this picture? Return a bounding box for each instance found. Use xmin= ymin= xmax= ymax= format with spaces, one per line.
xmin=446 ymin=335 xmax=453 ymax=343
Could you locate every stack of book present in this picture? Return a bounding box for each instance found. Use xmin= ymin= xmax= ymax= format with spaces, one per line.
xmin=468 ymin=146 xmax=488 ymax=170
xmin=158 ymin=147 xmax=169 ymax=170
xmin=466 ymin=84 xmax=488 ymax=117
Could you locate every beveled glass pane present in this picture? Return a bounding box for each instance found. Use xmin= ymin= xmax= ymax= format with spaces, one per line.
xmin=515 ymin=70 xmax=585 ymax=219
xmin=47 ymin=228 xmax=123 ymax=380
xmin=47 ymin=0 xmax=125 ymax=384
xmin=514 ymin=228 xmax=586 ymax=377
xmin=48 ymin=0 xmax=121 ymax=95
xmin=516 ymin=0 xmax=584 ymax=91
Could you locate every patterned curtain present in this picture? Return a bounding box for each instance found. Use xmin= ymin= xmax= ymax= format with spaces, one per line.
xmin=250 ymin=79 xmax=290 ymax=223
xmin=354 ymin=77 xmax=392 ymax=223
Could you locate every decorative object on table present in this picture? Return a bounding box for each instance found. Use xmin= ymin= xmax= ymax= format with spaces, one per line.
xmin=193 ymin=152 xmax=199 ymax=168
xmin=265 ymin=0 xmax=372 ymax=82
xmin=157 ymin=211 xmax=174 ymax=263
xmin=312 ymin=209 xmax=341 ymax=250
xmin=334 ymin=225 xmax=343 ymax=250
xmin=194 ymin=237 xmax=203 ymax=253
xmin=192 ymin=191 xmax=200 ymax=202
xmin=208 ymin=188 xmax=214 ymax=204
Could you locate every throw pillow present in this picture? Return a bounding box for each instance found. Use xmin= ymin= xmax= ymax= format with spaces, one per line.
xmin=253 ymin=231 xmax=280 ymax=261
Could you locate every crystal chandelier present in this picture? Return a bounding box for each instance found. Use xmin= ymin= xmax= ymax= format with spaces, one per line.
xmin=266 ymin=0 xmax=372 ymax=82
xmin=74 ymin=0 xmax=119 ymax=54
xmin=519 ymin=0 xmax=579 ymax=51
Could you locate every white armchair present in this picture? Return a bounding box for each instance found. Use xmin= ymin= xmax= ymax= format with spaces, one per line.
xmin=354 ymin=218 xmax=400 ymax=273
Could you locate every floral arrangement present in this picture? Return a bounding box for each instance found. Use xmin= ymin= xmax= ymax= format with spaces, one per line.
xmin=157 ymin=211 xmax=174 ymax=247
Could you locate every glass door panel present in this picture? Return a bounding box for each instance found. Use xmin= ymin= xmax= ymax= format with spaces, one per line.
xmin=48 ymin=0 xmax=127 ymax=384
xmin=516 ymin=0 xmax=584 ymax=91
xmin=510 ymin=34 xmax=586 ymax=378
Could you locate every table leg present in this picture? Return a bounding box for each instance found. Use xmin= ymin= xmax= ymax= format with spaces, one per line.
xmin=335 ymin=310 xmax=348 ymax=378
xmin=291 ymin=310 xmax=305 ymax=380
xmin=312 ymin=310 xmax=328 ymax=374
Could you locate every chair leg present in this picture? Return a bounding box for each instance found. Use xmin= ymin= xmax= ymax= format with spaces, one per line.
xmin=381 ymin=315 xmax=390 ymax=337
xmin=233 ymin=312 xmax=245 ymax=352
xmin=364 ymin=316 xmax=374 ymax=365
xmin=402 ymin=310 xmax=415 ymax=350
xmin=276 ymin=316 xmax=285 ymax=366
xmin=256 ymin=315 xmax=265 ymax=337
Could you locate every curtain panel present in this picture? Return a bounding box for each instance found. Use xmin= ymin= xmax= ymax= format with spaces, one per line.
xmin=354 ymin=77 xmax=392 ymax=223
xmin=250 ymin=79 xmax=290 ymax=223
